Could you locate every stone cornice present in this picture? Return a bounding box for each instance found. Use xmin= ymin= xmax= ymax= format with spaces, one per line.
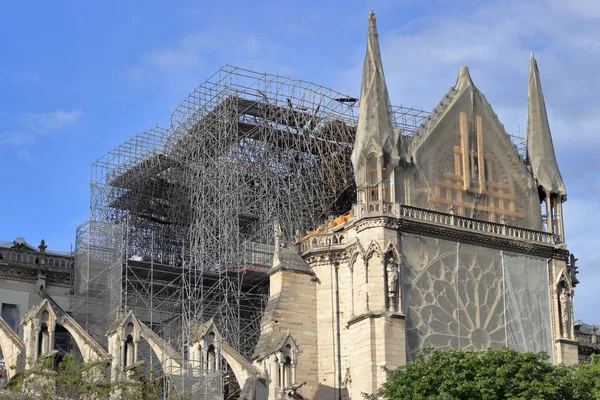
xmin=302 ymin=211 xmax=569 ymax=261
xmin=268 ymin=264 xmax=315 ymax=277
xmin=396 ymin=216 xmax=569 ymax=260
xmin=0 ymin=264 xmax=71 ymax=288
xmin=301 ymin=246 xmax=352 ymax=267
xmin=346 ymin=311 xmax=405 ymax=327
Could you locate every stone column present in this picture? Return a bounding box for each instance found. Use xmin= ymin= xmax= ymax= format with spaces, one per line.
xmin=278 ymin=359 xmax=286 ymax=395
xmin=40 ymin=332 xmax=48 ymax=356
xmin=544 ymin=195 xmax=554 ymax=233
xmin=48 ymin=329 xmax=55 ymax=354
xmin=569 ymin=291 xmax=575 ymax=340
xmin=33 ymin=324 xmax=40 ymax=360
xmin=121 ymin=339 xmax=127 ymax=374
xmin=291 ymin=361 xmax=297 ymax=386
xmin=133 ymin=340 xmax=139 ymax=363
xmin=127 ymin=342 xmax=134 ymax=367
xmin=202 ymin=348 xmax=208 ymax=371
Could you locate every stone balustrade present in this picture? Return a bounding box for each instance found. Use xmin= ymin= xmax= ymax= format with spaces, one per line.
xmin=400 ymin=205 xmax=557 ymax=245
xmin=299 ymin=204 xmax=558 ymax=252
xmin=0 ymin=249 xmax=73 ymax=270
xmin=298 ymin=232 xmax=346 ymax=253
xmin=576 ymin=332 xmax=600 ymax=347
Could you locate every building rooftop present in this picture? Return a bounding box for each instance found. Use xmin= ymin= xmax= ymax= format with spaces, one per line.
xmin=0 ymin=237 xmax=72 ymax=257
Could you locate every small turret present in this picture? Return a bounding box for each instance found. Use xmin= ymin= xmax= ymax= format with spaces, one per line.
xmin=526 ymin=53 xmax=567 ymax=240
xmin=351 ymin=10 xmax=399 ymax=211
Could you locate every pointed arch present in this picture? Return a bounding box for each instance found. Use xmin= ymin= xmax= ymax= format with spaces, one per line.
xmin=555 ymin=270 xmax=572 ymax=290
xmin=364 ymin=240 xmax=383 ymax=262
xmin=23 ymin=299 xmax=108 ymax=366
xmin=107 ymin=311 xmax=182 ymax=381
xmin=383 ymin=240 xmax=400 ymax=261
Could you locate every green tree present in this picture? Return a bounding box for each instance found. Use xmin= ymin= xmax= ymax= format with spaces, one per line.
xmin=366 ymin=348 xmax=594 ymax=400
xmin=570 ymin=355 xmax=600 ymax=400
xmin=3 ymin=353 xmax=168 ymax=400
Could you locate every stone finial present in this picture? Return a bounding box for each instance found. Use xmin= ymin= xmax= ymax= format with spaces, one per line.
xmin=273 ymin=219 xmax=282 ymax=268
xmin=38 ymin=239 xmax=47 ymax=254
xmin=274 ymin=219 xmax=282 ymax=249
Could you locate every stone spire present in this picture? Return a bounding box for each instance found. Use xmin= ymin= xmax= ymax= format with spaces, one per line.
xmin=526 ymin=53 xmax=567 ymax=201
xmin=351 ymin=10 xmax=399 ymax=185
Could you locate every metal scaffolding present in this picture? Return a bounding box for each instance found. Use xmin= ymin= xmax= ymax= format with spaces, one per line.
xmin=72 ymin=65 xmax=428 ymax=397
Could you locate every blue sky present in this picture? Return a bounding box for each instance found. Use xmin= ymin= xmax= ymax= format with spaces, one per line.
xmin=1 ymin=0 xmax=598 ymax=321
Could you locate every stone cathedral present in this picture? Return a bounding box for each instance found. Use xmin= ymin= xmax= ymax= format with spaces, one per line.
xmin=0 ymin=10 xmax=585 ymax=400
xmin=245 ymin=11 xmax=579 ymax=400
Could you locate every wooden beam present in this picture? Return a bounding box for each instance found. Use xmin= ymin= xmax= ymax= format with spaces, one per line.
xmin=476 ymin=115 xmax=486 ymax=193
xmin=459 ymin=112 xmax=470 ymax=190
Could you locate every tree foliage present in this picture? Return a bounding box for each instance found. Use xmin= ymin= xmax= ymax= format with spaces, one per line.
xmin=3 ymin=353 xmax=167 ymax=400
xmin=367 ymin=348 xmax=600 ymax=400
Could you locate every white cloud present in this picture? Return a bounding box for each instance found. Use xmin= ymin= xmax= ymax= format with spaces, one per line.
xmin=0 ymin=133 xmax=35 ymax=146
xmin=144 ymin=33 xmax=207 ymax=72
xmin=23 ymin=110 xmax=83 ymax=134
xmin=125 ymin=32 xmax=219 ymax=83
xmin=0 ymin=110 xmax=82 ymax=154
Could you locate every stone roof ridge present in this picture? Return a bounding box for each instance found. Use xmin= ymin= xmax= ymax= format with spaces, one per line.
xmin=106 ymin=309 xmax=135 ymax=335
xmin=268 ymin=247 xmax=313 ymax=276
xmin=190 ymin=317 xmax=219 ymax=343
xmin=409 ymin=69 xmax=463 ymax=156
xmin=526 ymin=52 xmax=567 ymax=200
xmin=351 ymin=10 xmax=399 ymax=184
xmin=38 ymin=289 xmax=69 ymax=318
xmin=262 ymin=331 xmax=298 ymax=358
xmin=0 ymin=238 xmax=72 ymax=257
xmin=575 ymin=320 xmax=598 ymax=334
xmin=22 ymin=299 xmax=53 ymax=324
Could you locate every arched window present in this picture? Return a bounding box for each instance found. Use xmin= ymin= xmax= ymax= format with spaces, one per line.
xmin=124 ymin=322 xmax=135 ymax=369
xmin=39 ymin=310 xmax=50 ymax=358
xmin=125 ymin=335 xmax=135 ymax=367
xmin=207 ymin=344 xmax=216 ymax=370
xmin=366 ymin=153 xmax=379 ymax=202
xmin=382 ymin=153 xmax=393 ymax=202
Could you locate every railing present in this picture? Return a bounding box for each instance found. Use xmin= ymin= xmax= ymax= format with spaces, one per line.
xmin=400 ymin=205 xmax=557 ymax=245
xmin=0 ymin=248 xmax=73 ymax=270
xmin=298 ymin=232 xmax=347 ymax=253
xmin=576 ymin=332 xmax=600 ymax=346
xmin=299 ymin=204 xmax=558 ymax=252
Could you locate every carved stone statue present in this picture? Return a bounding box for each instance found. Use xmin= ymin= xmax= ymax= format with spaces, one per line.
xmin=273 ymin=219 xmax=282 ymax=267
xmin=274 ymin=219 xmax=282 ymax=247
xmin=38 ymin=239 xmax=47 ymax=254
xmin=559 ymin=286 xmax=571 ymax=339
xmin=386 ymin=257 xmax=399 ymax=313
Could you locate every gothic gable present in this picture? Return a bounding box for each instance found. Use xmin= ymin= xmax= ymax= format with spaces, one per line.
xmin=407 ymin=67 xmax=541 ymax=230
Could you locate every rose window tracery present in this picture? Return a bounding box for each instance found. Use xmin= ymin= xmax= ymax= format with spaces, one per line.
xmin=403 ymin=238 xmax=505 ymax=360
